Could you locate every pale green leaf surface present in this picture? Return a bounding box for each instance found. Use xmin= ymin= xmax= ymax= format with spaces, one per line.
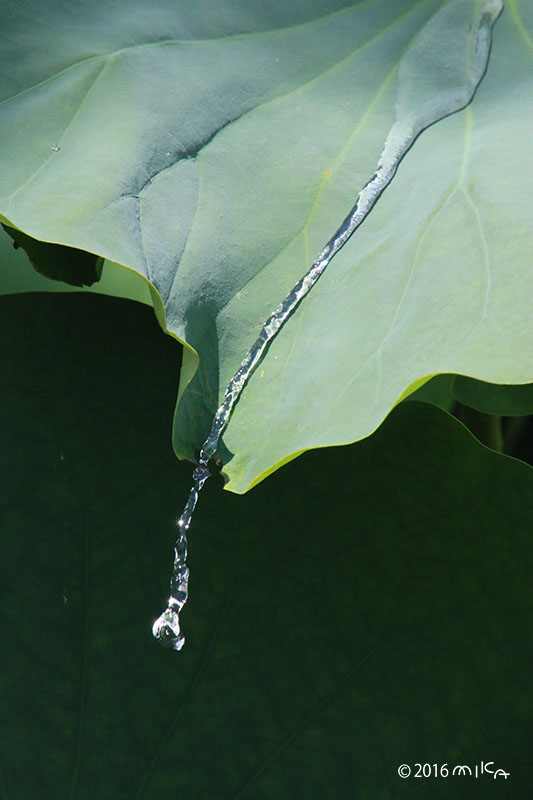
xmin=0 ymin=0 xmax=532 ymax=492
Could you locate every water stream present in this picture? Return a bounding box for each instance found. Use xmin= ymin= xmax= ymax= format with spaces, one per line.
xmin=153 ymin=0 xmax=503 ymax=650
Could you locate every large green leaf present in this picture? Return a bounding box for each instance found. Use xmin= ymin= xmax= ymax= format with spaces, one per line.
xmin=1 ymin=0 xmax=532 ymax=492
xmin=1 ymin=292 xmax=531 ymax=798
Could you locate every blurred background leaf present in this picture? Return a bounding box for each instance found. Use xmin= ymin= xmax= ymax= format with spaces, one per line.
xmin=453 ymin=376 xmax=533 ymax=417
xmin=0 ymin=292 xmax=531 ymax=799
xmin=404 ymin=373 xmax=456 ymax=411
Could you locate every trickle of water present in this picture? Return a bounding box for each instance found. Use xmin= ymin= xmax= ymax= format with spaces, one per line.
xmin=153 ymin=0 xmax=502 ymax=651
xmin=51 ymin=144 xmax=60 ymax=152
xmin=152 ymin=465 xmax=210 ymax=649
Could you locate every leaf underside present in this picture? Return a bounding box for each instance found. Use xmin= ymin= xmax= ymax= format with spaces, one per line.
xmin=2 ymin=224 xmax=103 ymax=286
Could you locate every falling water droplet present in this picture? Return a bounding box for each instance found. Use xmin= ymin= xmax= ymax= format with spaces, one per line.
xmin=51 ymin=144 xmax=60 ymax=152
xmin=152 ymin=607 xmax=185 ymax=650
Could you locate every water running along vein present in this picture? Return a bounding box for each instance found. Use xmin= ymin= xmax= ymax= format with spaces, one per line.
xmin=152 ymin=0 xmax=503 ymax=650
